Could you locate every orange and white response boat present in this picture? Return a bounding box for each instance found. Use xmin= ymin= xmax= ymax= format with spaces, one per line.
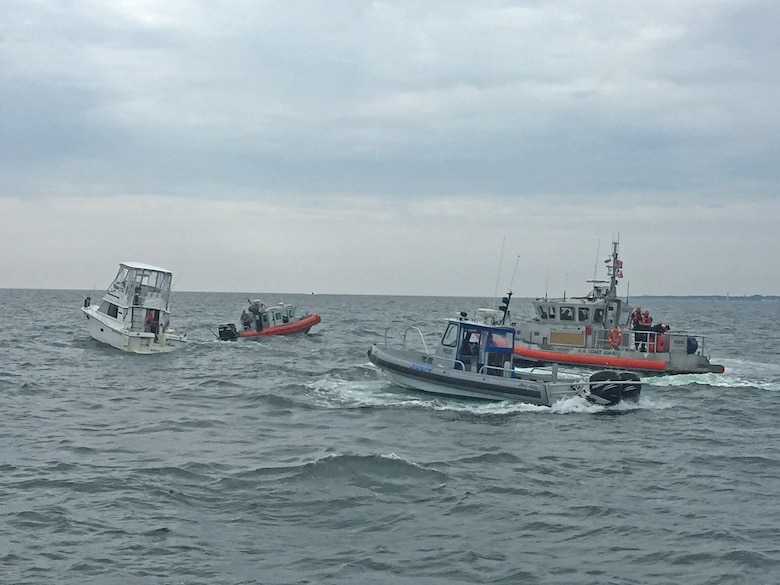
xmin=217 ymin=299 xmax=320 ymax=341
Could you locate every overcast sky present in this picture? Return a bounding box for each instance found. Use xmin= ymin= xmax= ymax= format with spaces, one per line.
xmin=1 ymin=1 xmax=778 ymax=296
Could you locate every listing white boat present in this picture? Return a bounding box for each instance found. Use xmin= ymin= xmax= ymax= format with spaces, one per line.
xmin=81 ymin=262 xmax=187 ymax=354
xmin=506 ymin=240 xmax=724 ymax=375
xmin=368 ymin=312 xmax=641 ymax=406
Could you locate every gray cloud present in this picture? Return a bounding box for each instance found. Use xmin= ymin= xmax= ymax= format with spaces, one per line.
xmin=1 ymin=1 xmax=777 ymax=294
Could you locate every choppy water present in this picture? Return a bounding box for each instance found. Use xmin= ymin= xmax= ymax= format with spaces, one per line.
xmin=1 ymin=289 xmax=779 ymax=584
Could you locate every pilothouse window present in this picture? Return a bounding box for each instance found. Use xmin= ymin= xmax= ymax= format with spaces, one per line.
xmin=487 ymin=331 xmax=512 ymax=350
xmin=442 ymin=324 xmax=458 ymax=347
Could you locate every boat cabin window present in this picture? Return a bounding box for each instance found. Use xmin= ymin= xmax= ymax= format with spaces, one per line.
xmin=606 ymin=303 xmax=616 ymax=325
xmin=460 ymin=330 xmax=481 ymax=357
xmin=537 ymin=305 xmax=556 ymax=319
xmin=560 ymin=307 xmax=574 ymax=321
xmin=442 ymin=323 xmax=459 ymax=347
xmin=593 ymin=308 xmax=604 ymax=323
xmin=486 ymin=330 xmax=513 ymax=351
xmin=578 ymin=307 xmax=590 ymax=322
xmin=454 ymin=326 xmax=482 ymax=357
xmin=107 ymin=303 xmax=119 ymax=318
xmin=130 ymin=269 xmax=171 ymax=295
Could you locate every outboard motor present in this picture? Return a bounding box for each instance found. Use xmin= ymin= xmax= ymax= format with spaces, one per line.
xmin=587 ymin=370 xmax=641 ymax=405
xmin=218 ymin=323 xmax=239 ymax=341
xmin=618 ymin=371 xmax=642 ymax=402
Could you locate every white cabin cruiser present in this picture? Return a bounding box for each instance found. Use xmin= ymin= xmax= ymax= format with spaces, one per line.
xmin=508 ymin=241 xmax=724 ymax=375
xmin=368 ymin=313 xmax=641 ymax=406
xmin=81 ymin=262 xmax=187 ymax=354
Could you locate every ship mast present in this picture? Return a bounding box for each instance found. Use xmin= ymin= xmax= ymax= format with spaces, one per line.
xmin=605 ymin=239 xmax=622 ymax=299
xmin=585 ymin=238 xmax=622 ymax=300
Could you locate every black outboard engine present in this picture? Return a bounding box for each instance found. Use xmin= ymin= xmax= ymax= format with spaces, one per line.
xmin=618 ymin=372 xmax=642 ymax=402
xmin=218 ymin=323 xmax=239 ymax=341
xmin=587 ymin=371 xmax=641 ymax=405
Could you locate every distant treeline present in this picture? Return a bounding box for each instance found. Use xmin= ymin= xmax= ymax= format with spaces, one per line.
xmin=631 ymin=295 xmax=779 ymax=301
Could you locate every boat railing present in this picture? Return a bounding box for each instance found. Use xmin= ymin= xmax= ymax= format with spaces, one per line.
xmin=697 ymin=335 xmax=712 ymax=358
xmin=403 ymin=326 xmax=430 ymax=353
xmin=167 ymin=324 xmax=187 ymax=336
xmin=478 ymin=363 xmax=520 ymax=378
xmin=383 ymin=326 xmax=430 ymax=354
xmin=480 ymin=363 xmax=584 ymax=391
xmin=592 ymin=328 xmax=712 ymax=357
xmin=429 ymin=354 xmax=469 ymax=371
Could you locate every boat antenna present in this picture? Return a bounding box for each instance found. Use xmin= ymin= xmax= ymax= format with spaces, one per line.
xmin=508 ymin=255 xmax=520 ymax=291
xmin=497 ymin=255 xmax=521 ymax=324
xmin=493 ymin=236 xmax=506 ymax=306
xmin=592 ymin=239 xmax=601 ymax=282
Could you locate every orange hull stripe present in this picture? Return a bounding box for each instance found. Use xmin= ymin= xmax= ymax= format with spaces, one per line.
xmin=513 ymin=345 xmax=667 ymax=371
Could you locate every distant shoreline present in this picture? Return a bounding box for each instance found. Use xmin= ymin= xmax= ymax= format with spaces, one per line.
xmin=629 ymin=295 xmax=779 ymax=301
xmin=0 ymin=289 xmax=777 ymax=300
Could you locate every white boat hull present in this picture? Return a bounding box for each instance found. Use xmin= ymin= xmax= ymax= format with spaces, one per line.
xmin=82 ymin=306 xmax=186 ymax=354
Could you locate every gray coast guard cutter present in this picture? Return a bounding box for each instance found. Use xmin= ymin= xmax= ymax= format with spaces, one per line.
xmin=509 ymin=240 xmax=724 ymax=375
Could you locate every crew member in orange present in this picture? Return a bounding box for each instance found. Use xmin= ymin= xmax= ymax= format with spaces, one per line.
xmin=631 ymin=307 xmax=642 ymax=328
xmin=637 ymin=311 xmax=653 ymax=351
xmin=631 ymin=307 xmax=642 ymax=349
xmin=653 ymin=323 xmax=670 ymax=352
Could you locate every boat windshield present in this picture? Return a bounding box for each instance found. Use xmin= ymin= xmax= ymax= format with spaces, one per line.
xmin=110 ymin=266 xmax=130 ymax=293
xmin=442 ymin=323 xmax=459 ymax=347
